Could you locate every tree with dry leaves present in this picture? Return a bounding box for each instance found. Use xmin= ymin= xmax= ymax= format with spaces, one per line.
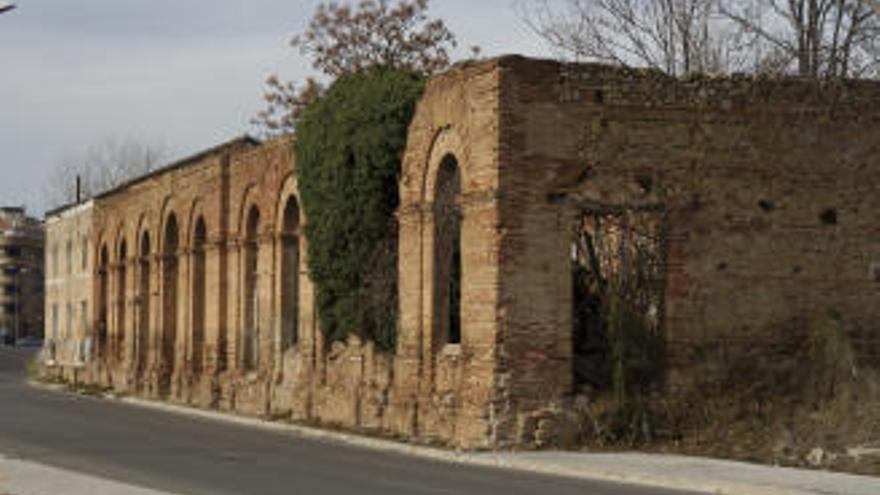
xmin=254 ymin=0 xmax=459 ymax=135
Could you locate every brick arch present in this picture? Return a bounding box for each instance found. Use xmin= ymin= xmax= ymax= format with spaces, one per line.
xmin=184 ymin=197 xmax=209 ymax=249
xmin=93 ymin=229 xmax=108 ymax=273
xmin=236 ymin=183 xmax=264 ymax=241
xmin=274 ymin=173 xmax=305 ymax=234
xmin=157 ymin=196 xmax=179 ymax=255
xmin=134 ymin=213 xmax=155 ymax=256
xmin=420 ymin=126 xmax=468 ymax=206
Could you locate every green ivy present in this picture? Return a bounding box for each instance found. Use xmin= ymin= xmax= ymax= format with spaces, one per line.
xmin=294 ymin=67 xmax=424 ymax=351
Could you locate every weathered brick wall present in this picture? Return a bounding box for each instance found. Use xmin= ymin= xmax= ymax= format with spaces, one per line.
xmin=390 ymin=60 xmax=504 ymax=448
xmin=90 ymin=141 xmax=240 ymax=394
xmin=495 ymin=56 xmax=880 ymax=439
xmin=43 ymin=201 xmax=93 ymax=377
xmin=78 ymin=136 xmax=397 ymax=438
xmin=50 ymin=56 xmax=880 ymax=450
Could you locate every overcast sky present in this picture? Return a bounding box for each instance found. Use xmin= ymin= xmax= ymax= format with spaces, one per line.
xmin=0 ymin=0 xmax=547 ymax=217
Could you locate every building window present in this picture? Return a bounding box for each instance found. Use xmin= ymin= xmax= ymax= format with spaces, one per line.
xmin=4 ymin=246 xmax=21 ymax=258
xmin=3 ymin=284 xmax=16 ymax=296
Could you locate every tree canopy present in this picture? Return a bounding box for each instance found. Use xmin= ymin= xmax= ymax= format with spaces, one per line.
xmin=254 ymin=0 xmax=457 ymax=134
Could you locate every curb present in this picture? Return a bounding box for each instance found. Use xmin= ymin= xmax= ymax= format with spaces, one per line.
xmin=27 ymin=380 xmax=857 ymax=495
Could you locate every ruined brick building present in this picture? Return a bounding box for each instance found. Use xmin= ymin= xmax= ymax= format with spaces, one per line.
xmin=44 ymin=56 xmax=880 ymax=449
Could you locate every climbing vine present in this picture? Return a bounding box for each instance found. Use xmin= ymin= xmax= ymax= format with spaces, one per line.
xmin=294 ymin=67 xmax=424 ymax=350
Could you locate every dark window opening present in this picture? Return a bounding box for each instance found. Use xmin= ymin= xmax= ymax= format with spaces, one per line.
xmin=138 ymin=232 xmax=151 ymax=377
xmin=160 ymin=214 xmax=179 ymax=397
xmin=280 ymin=197 xmax=300 ymax=351
xmin=433 ymin=154 xmax=462 ymax=346
xmin=571 ymin=206 xmax=666 ymax=396
xmin=243 ymin=206 xmax=260 ymax=371
xmin=191 ymin=218 xmax=206 ymax=375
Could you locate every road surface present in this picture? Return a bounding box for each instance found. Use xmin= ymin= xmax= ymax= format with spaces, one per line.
xmin=0 ymin=346 xmax=697 ymax=495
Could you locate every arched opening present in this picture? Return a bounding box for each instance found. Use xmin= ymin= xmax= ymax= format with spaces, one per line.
xmin=116 ymin=239 xmax=127 ymax=363
xmin=161 ymin=213 xmax=179 ymax=396
xmin=243 ymin=205 xmax=260 ymax=371
xmin=192 ymin=217 xmax=207 ymax=375
xmin=280 ymin=196 xmax=300 ymax=351
xmin=433 ymin=154 xmax=462 ymax=346
xmin=138 ymin=232 xmax=151 ymax=377
xmin=98 ymin=245 xmax=109 ymax=360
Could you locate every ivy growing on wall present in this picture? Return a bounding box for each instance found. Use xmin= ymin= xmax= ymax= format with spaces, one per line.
xmin=294 ymin=67 xmax=424 ymax=351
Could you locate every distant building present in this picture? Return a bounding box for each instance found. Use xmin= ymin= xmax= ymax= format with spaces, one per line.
xmin=43 ymin=200 xmax=93 ymax=367
xmin=0 ymin=206 xmax=44 ymax=344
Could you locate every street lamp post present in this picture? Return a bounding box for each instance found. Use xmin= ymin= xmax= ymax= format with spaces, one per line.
xmin=0 ymin=2 xmax=15 ymax=14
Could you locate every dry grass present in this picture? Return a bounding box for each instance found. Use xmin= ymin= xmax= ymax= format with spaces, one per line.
xmin=572 ymin=310 xmax=880 ymax=475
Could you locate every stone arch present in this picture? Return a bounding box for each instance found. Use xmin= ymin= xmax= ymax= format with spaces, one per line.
xmin=242 ymin=204 xmax=261 ymax=371
xmin=160 ymin=211 xmax=179 ymax=396
xmin=191 ymin=216 xmax=207 ymax=375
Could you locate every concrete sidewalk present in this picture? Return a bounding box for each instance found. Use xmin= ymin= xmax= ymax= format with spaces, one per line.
xmin=0 ymin=454 xmax=174 ymax=495
xmin=481 ymin=452 xmax=878 ymax=495
xmin=113 ymin=394 xmax=879 ymax=495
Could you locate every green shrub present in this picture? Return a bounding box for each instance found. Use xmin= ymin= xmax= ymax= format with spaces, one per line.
xmin=295 ymin=67 xmax=424 ymax=350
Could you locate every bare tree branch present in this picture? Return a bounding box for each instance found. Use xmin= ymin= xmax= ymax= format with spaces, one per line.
xmin=519 ymin=0 xmax=879 ymax=78
xmin=46 ymin=137 xmax=167 ymax=207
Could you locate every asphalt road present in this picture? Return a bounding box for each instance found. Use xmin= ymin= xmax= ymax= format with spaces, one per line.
xmin=0 ymin=347 xmax=697 ymax=495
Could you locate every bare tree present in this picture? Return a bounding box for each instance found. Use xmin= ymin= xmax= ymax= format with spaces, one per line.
xmin=47 ymin=137 xmax=167 ymax=206
xmin=519 ymin=0 xmax=880 ymax=78
xmin=720 ymin=0 xmax=880 ymax=78
xmin=518 ymin=0 xmax=748 ymax=76
xmin=254 ymin=0 xmax=459 ymax=135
